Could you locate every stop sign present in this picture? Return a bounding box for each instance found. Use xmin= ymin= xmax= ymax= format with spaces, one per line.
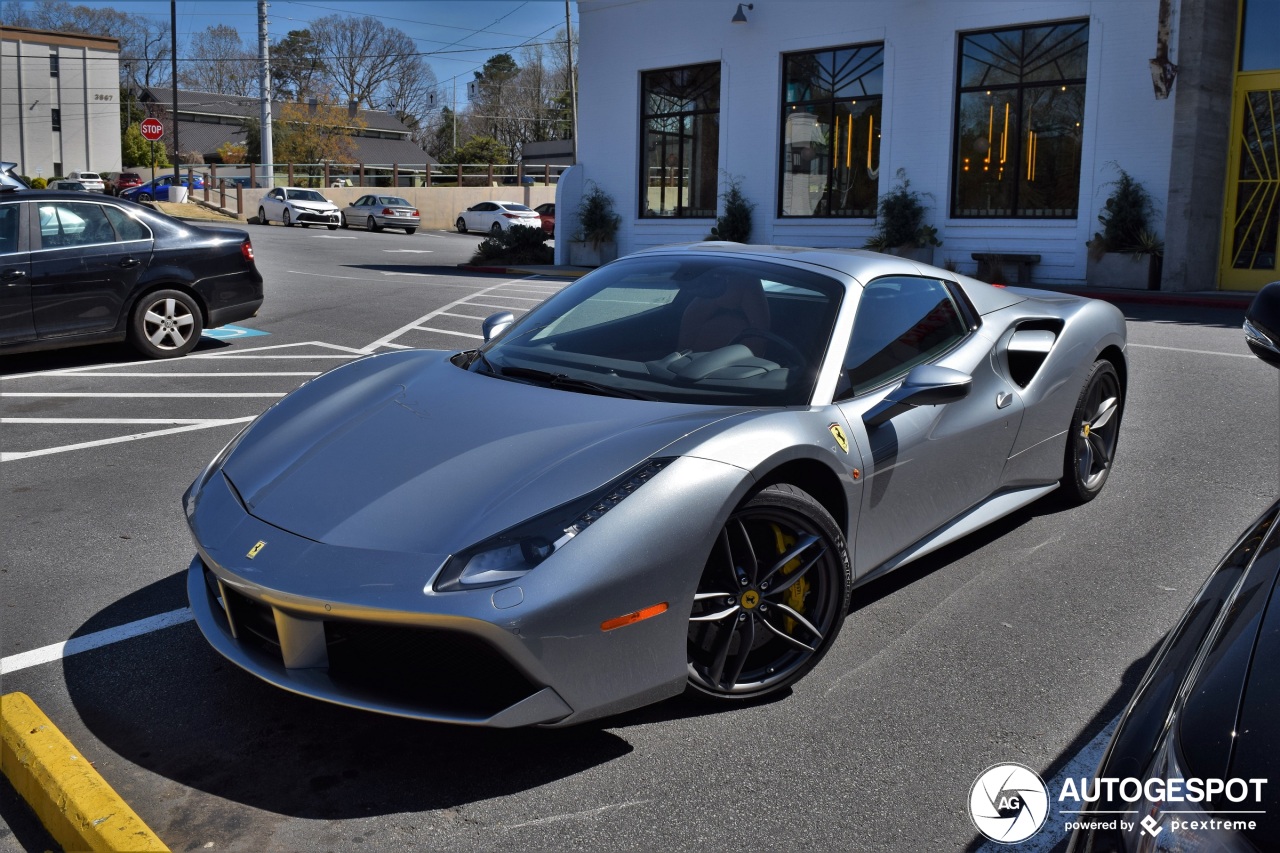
xmin=139 ymin=118 xmax=164 ymax=141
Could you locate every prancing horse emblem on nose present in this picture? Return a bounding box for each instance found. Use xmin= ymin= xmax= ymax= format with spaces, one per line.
xmin=247 ymin=540 xmax=267 ymax=559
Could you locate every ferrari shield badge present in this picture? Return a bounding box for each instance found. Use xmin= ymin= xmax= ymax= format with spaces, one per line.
xmin=247 ymin=540 xmax=267 ymax=559
xmin=828 ymin=423 xmax=849 ymax=454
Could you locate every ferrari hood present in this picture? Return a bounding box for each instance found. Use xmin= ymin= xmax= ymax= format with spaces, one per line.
xmin=221 ymin=350 xmax=748 ymax=553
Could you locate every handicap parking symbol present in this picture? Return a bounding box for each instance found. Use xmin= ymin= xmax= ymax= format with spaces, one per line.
xmin=203 ymin=324 xmax=270 ymax=340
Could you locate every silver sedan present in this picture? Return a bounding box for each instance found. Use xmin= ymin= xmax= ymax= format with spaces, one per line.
xmin=341 ymin=194 xmax=420 ymax=234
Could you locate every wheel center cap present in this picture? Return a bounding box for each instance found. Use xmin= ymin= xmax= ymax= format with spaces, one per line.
xmin=740 ymin=590 xmax=760 ymax=609
xmin=1082 ymin=423 xmax=1091 ymax=437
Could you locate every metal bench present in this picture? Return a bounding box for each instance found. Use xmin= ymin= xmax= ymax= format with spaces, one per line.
xmin=971 ymin=252 xmax=1041 ymax=285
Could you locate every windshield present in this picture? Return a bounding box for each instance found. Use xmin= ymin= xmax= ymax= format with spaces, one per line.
xmin=286 ymin=189 xmax=326 ymax=202
xmin=378 ymin=196 xmax=411 ymax=206
xmin=500 ymin=203 xmax=533 ymax=212
xmin=474 ymin=255 xmax=844 ymax=406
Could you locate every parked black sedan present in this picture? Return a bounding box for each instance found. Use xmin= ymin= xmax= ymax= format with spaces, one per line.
xmin=0 ymin=188 xmax=262 ymax=358
xmin=1068 ymin=284 xmax=1280 ymax=853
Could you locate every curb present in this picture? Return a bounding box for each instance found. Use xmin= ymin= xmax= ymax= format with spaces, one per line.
xmin=0 ymin=692 xmax=168 ymax=852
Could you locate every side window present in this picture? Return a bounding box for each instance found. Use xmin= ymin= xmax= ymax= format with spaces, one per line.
xmin=0 ymin=204 xmax=19 ymax=255
xmin=103 ymin=206 xmax=151 ymax=242
xmin=837 ymin=276 xmax=970 ymax=398
xmin=37 ymin=203 xmax=116 ymax=248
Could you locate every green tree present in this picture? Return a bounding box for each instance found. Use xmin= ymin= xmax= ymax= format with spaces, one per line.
xmin=449 ymin=136 xmax=508 ymax=173
xmin=272 ymin=29 xmax=326 ymax=101
xmin=121 ymin=124 xmax=171 ymax=168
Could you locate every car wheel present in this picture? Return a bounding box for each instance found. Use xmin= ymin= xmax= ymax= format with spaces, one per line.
xmin=139 ymin=193 xmax=152 ymax=202
xmin=340 ymin=213 xmax=348 ymax=229
xmin=257 ymin=206 xmax=267 ymax=225
xmin=128 ymin=290 xmax=204 ymax=359
xmin=456 ymin=218 xmax=468 ymax=233
xmin=404 ymin=227 xmax=416 ymax=235
xmin=283 ymin=209 xmax=293 ymax=227
xmin=1061 ymin=360 xmax=1123 ymax=504
xmin=491 ymin=222 xmax=503 ymax=235
xmin=368 ymin=215 xmax=383 ymax=233
xmin=327 ymin=223 xmax=338 ymax=231
xmin=686 ymin=483 xmax=851 ymax=700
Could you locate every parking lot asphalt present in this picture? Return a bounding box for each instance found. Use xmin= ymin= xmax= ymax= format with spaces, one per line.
xmin=1 ymin=226 xmax=1274 ymax=852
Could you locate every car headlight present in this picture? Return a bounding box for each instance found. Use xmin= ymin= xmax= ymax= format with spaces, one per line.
xmin=431 ymin=458 xmax=672 ymax=592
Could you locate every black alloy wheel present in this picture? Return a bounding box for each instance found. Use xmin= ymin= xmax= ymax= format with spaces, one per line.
xmin=456 ymin=217 xmax=467 ymax=233
xmin=687 ymin=484 xmax=851 ymax=700
xmin=1061 ymin=359 xmax=1122 ymax=504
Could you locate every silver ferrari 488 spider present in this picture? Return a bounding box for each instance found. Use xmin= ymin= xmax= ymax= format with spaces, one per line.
xmin=184 ymin=243 xmax=1127 ymax=727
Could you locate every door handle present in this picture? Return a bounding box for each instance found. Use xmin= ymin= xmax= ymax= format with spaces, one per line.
xmin=1 ymin=269 xmax=26 ymax=284
xmin=996 ymin=392 xmax=1013 ymax=409
xmin=119 ymin=257 xmax=140 ymax=269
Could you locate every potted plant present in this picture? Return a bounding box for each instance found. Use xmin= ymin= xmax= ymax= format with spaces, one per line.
xmin=865 ymin=168 xmax=942 ymax=264
xmin=1086 ymin=167 xmax=1163 ymax=290
xmin=568 ymin=181 xmax=621 ymax=267
xmin=708 ymin=175 xmax=755 ymax=242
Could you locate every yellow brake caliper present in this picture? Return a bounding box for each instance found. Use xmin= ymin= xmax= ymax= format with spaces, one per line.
xmin=770 ymin=524 xmax=808 ymax=633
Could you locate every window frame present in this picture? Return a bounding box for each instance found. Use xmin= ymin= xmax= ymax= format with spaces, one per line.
xmin=950 ymin=19 xmax=1089 ymax=220
xmin=777 ymin=42 xmax=885 ymax=219
xmin=50 ymin=108 xmax=61 ymax=132
xmin=49 ymin=54 xmax=59 ymax=77
xmin=639 ymin=61 xmax=722 ymax=219
xmin=834 ymin=275 xmax=979 ymax=401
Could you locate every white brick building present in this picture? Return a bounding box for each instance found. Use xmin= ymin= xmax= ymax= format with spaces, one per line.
xmin=562 ymin=0 xmax=1257 ymax=292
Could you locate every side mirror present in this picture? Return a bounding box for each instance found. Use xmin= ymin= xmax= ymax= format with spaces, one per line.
xmin=1245 ymin=281 xmax=1280 ymax=368
xmin=864 ymin=365 xmax=972 ymax=428
xmin=482 ymin=311 xmax=515 ymax=343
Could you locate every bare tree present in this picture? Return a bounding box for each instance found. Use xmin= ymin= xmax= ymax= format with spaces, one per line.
xmin=181 ymin=24 xmax=256 ymax=96
xmin=311 ymin=15 xmax=410 ymax=108
xmin=1 ymin=0 xmax=171 ymax=88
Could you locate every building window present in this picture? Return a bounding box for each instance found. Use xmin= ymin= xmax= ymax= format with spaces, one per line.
xmin=780 ymin=43 xmax=883 ymax=218
xmin=49 ymin=54 xmax=59 ymax=77
xmin=51 ymin=108 xmax=61 ymax=131
xmin=641 ymin=62 xmax=720 ymax=218
xmin=952 ymin=20 xmax=1088 ymax=218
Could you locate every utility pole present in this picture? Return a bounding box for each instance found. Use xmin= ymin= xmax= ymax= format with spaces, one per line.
xmin=565 ymin=0 xmax=577 ymax=164
xmin=170 ymin=0 xmax=180 ymax=186
xmin=258 ymin=0 xmax=273 ymax=180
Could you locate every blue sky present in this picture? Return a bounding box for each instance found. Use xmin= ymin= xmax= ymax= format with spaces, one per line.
xmin=11 ymin=0 xmax=577 ymax=102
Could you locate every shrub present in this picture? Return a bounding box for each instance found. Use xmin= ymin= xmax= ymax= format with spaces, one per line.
xmin=470 ymin=224 xmax=554 ymax=265
xmin=709 ymin=176 xmax=755 ymax=242
xmin=29 ymin=177 xmax=47 ymax=189
xmin=866 ymin=168 xmax=941 ymax=250
xmin=1091 ymin=167 xmax=1157 ymax=256
xmin=572 ymin=181 xmax=620 ymax=247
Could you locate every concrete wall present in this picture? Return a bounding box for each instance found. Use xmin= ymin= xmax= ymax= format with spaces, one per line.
xmin=200 ymin=185 xmax=556 ymax=231
xmin=572 ymin=0 xmax=1186 ymax=285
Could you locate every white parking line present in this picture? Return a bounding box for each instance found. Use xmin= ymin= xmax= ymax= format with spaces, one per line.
xmin=361 ymin=278 xmax=544 ymax=353
xmin=465 ymin=300 xmax=540 ymax=311
xmin=413 ymin=326 xmax=483 ymax=339
xmin=0 ymin=608 xmax=194 ymax=674
xmin=3 ymin=418 xmax=248 ymax=424
xmin=2 ymin=392 xmax=285 ymax=398
xmin=1 ymin=417 xmax=254 ymax=462
xmin=438 ymin=311 xmax=489 ymax=321
xmin=1128 ymin=343 xmax=1253 ymax=359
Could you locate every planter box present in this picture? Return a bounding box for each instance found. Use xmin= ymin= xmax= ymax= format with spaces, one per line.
xmin=567 ymin=240 xmax=618 ymax=267
xmin=1087 ymin=252 xmax=1160 ymax=290
xmin=885 ymin=245 xmax=935 ymax=265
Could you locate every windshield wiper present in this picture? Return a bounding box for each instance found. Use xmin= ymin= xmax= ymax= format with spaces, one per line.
xmin=497 ymin=366 xmax=658 ymax=401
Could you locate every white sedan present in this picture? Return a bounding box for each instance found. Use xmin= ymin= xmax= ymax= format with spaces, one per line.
xmin=455 ymin=201 xmax=541 ymax=235
xmin=66 ymin=170 xmax=106 ymax=193
xmin=258 ymin=187 xmax=341 ymax=229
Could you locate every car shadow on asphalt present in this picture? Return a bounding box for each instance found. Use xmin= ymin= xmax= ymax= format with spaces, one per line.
xmin=0 ymin=336 xmax=232 ymax=376
xmin=63 ymin=572 xmax=634 ymax=821
xmin=343 ymin=263 xmax=524 ymax=279
xmin=1119 ymin=302 xmax=1245 ymax=329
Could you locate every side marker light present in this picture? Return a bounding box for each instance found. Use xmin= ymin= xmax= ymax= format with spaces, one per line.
xmin=601 ymin=602 xmax=668 ymax=632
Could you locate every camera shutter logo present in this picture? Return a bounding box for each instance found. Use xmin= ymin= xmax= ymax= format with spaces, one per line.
xmin=969 ymin=763 xmax=1050 ymax=844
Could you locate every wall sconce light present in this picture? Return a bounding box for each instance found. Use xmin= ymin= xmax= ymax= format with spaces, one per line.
xmin=731 ymin=3 xmax=753 ymax=24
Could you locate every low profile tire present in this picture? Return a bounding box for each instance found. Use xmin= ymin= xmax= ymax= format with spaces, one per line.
xmin=1061 ymin=359 xmax=1122 ymax=504
xmin=339 ymin=213 xmax=348 ymax=229
xmin=456 ymin=218 xmax=467 ymax=233
xmin=368 ymin=215 xmax=383 ymax=233
xmin=490 ymin=222 xmax=503 ymax=235
xmin=139 ymin=193 xmax=152 ymax=202
xmin=283 ymin=210 xmax=293 ymax=227
xmin=404 ymin=227 xmax=416 ymax=235
xmin=687 ymin=483 xmax=851 ymax=700
xmin=128 ymin=290 xmax=203 ymax=359
xmin=326 ymin=223 xmax=338 ymax=230
xmin=257 ymin=206 xmax=267 ymax=225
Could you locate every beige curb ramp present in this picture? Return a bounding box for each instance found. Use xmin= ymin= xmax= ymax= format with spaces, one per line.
xmin=1 ymin=692 xmax=168 ymax=852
